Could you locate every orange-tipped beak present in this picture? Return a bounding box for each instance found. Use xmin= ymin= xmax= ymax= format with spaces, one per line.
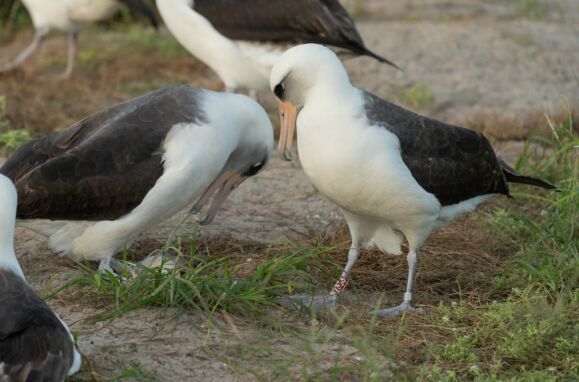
xmin=277 ymin=101 xmax=298 ymax=161
xmin=190 ymin=170 xmax=246 ymax=225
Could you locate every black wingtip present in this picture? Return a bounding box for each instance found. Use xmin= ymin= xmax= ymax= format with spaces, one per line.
xmin=506 ymin=173 xmax=558 ymax=191
xmin=361 ymin=47 xmax=402 ymax=71
xmin=499 ymin=159 xmax=558 ymax=191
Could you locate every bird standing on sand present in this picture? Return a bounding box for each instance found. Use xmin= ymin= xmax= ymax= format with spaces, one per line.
xmin=1 ymin=86 xmax=273 ymax=271
xmin=0 ymin=174 xmax=82 ymax=381
xmin=156 ymin=0 xmax=398 ymax=93
xmin=270 ymin=44 xmax=556 ymax=317
xmin=0 ymin=0 xmax=158 ymax=78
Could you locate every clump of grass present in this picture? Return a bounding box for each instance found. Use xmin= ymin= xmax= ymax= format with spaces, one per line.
xmin=345 ymin=0 xmax=368 ymax=21
xmin=517 ymin=0 xmax=549 ymax=20
xmin=65 ymin=237 xmax=336 ymax=322
xmin=491 ymin=116 xmax=577 ymax=294
xmin=420 ymin=293 xmax=577 ymax=380
xmin=0 ymin=95 xmax=31 ymax=150
xmin=399 ymin=83 xmax=435 ymax=110
xmin=512 ymin=34 xmax=535 ymax=48
xmin=418 ymin=116 xmax=578 ymax=380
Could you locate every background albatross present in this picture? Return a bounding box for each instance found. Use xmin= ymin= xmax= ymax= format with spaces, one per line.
xmin=1 ymin=85 xmax=273 ymax=271
xmin=270 ymin=44 xmax=556 ymax=317
xmin=0 ymin=0 xmax=158 ymax=78
xmin=156 ymin=0 xmax=398 ymax=93
xmin=0 ymin=174 xmax=81 ymax=381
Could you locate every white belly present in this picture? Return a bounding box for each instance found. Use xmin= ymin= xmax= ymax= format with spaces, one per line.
xmin=66 ymin=0 xmax=120 ymax=24
xmin=297 ymin=114 xmax=441 ymax=231
xmin=22 ymin=0 xmax=119 ymax=30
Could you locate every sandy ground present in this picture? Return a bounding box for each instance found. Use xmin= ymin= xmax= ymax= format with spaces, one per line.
xmin=1 ymin=0 xmax=578 ymax=380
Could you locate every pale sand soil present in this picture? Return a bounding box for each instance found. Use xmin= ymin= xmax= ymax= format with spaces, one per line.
xmin=1 ymin=0 xmax=577 ymax=380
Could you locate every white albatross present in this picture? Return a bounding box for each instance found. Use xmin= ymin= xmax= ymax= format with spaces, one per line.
xmin=0 ymin=85 xmax=273 ymax=271
xmin=0 ymin=174 xmax=82 ymax=381
xmin=270 ymin=44 xmax=556 ymax=317
xmin=156 ymin=0 xmax=398 ymax=93
xmin=0 ymin=0 xmax=158 ymax=78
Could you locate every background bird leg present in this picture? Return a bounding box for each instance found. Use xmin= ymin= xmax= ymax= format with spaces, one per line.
xmin=58 ymin=29 xmax=79 ymax=79
xmin=0 ymin=27 xmax=49 ymax=72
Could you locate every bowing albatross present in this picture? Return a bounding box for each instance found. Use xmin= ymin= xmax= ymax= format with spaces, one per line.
xmin=0 ymin=0 xmax=158 ymax=78
xmin=270 ymin=44 xmax=556 ymax=317
xmin=0 ymin=174 xmax=81 ymax=381
xmin=156 ymin=0 xmax=398 ymax=93
xmin=1 ymin=85 xmax=273 ymax=271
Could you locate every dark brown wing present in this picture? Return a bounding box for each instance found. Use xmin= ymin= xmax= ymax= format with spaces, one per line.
xmin=193 ymin=0 xmax=395 ymax=65
xmin=0 ymin=270 xmax=74 ymax=382
xmin=363 ymin=91 xmax=510 ymax=206
xmin=0 ymin=85 xmax=207 ymax=220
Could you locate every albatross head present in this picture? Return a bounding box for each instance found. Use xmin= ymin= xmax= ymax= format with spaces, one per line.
xmin=270 ymin=44 xmax=352 ymax=160
xmin=191 ymin=95 xmax=274 ymax=225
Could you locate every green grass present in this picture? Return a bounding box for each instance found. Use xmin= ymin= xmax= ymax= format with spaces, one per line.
xmin=345 ymin=0 xmax=368 ymax=21
xmin=512 ymin=35 xmax=536 ymax=48
xmin=492 ymin=117 xmax=578 ymax=295
xmin=517 ymin=0 xmax=549 ymax=20
xmin=65 ymin=236 xmax=337 ymax=323
xmin=418 ymin=116 xmax=578 ymax=380
xmin=399 ymin=83 xmax=435 ymax=110
xmin=0 ymin=95 xmax=31 ymax=150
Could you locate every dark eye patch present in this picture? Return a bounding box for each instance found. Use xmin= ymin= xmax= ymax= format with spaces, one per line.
xmin=274 ymin=83 xmax=285 ymax=99
xmin=245 ymin=161 xmax=265 ymax=176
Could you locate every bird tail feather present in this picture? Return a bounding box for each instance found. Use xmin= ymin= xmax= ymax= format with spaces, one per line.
xmin=359 ymin=47 xmax=401 ymax=70
xmin=499 ymin=158 xmax=557 ymax=190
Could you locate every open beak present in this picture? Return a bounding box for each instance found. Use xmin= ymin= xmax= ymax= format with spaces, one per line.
xmin=190 ymin=170 xmax=246 ymax=225
xmin=277 ymin=101 xmax=298 ymax=161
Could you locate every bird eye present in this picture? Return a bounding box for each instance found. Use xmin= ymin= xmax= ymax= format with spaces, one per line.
xmin=245 ymin=161 xmax=264 ymax=176
xmin=274 ymin=83 xmax=285 ymax=99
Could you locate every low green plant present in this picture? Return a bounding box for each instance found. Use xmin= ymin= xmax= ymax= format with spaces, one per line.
xmin=0 ymin=96 xmax=31 ymax=150
xmin=419 ymin=116 xmax=578 ymax=380
xmin=399 ymin=83 xmax=435 ymax=110
xmin=65 ymin=237 xmax=335 ymax=322
xmin=491 ymin=116 xmax=578 ymax=294
xmin=0 ymin=129 xmax=31 ymax=149
xmin=518 ymin=0 xmax=548 ymax=20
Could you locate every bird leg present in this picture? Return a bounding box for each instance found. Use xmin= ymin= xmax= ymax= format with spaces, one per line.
xmin=371 ymin=248 xmax=423 ymax=318
xmin=330 ymin=246 xmax=360 ymax=296
xmin=277 ymin=246 xmax=360 ymax=311
xmin=57 ymin=30 xmax=79 ymax=79
xmin=0 ymin=27 xmax=48 ymax=72
xmin=98 ymin=256 xmax=115 ymax=274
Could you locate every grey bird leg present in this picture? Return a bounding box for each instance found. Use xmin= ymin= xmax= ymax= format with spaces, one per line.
xmin=0 ymin=27 xmax=49 ymax=72
xmin=330 ymin=246 xmax=360 ymax=296
xmin=57 ymin=30 xmax=79 ymax=79
xmin=277 ymin=245 xmax=360 ymax=311
xmin=98 ymin=256 xmax=115 ymax=274
xmin=371 ymin=248 xmax=423 ymax=318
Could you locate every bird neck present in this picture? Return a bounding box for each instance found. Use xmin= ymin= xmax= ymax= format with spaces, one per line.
xmin=303 ymin=81 xmax=359 ymax=119
xmin=0 ymin=186 xmax=23 ymax=278
xmin=0 ymin=225 xmax=24 ymax=280
xmin=156 ymin=0 xmax=256 ymax=84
